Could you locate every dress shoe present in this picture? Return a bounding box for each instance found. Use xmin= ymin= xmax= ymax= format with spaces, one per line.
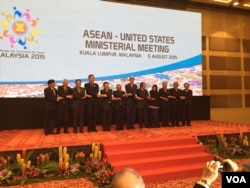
xmin=64 ymin=130 xmax=69 ymax=134
xmin=79 ymin=129 xmax=84 ymax=133
xmin=49 ymin=131 xmax=55 ymax=134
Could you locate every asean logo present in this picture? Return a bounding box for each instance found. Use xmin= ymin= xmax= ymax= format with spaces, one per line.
xmin=0 ymin=7 xmax=42 ymax=49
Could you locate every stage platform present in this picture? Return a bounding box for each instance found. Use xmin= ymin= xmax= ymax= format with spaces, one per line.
xmin=0 ymin=120 xmax=249 ymax=152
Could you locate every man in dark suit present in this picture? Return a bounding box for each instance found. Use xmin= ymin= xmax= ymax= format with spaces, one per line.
xmin=84 ymin=74 xmax=99 ymax=132
xmin=180 ymin=83 xmax=193 ymax=126
xmin=100 ymin=82 xmax=113 ymax=131
xmin=44 ymin=79 xmax=57 ymax=135
xmin=57 ymin=79 xmax=73 ymax=134
xmin=158 ymin=81 xmax=171 ymax=127
xmin=136 ymin=82 xmax=150 ymax=128
xmin=169 ymin=81 xmax=182 ymax=126
xmin=125 ymin=77 xmax=137 ymax=129
xmin=72 ymin=79 xmax=86 ymax=133
xmin=113 ymin=84 xmax=126 ymax=130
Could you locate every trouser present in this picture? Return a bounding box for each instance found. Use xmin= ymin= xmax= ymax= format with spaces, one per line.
xmin=137 ymin=107 xmax=149 ymax=128
xmin=102 ymin=106 xmax=112 ymax=131
xmin=86 ymin=100 xmax=97 ymax=132
xmin=182 ymin=102 xmax=191 ymax=125
xmin=126 ymin=99 xmax=136 ymax=129
xmin=171 ymin=100 xmax=181 ymax=126
xmin=72 ymin=105 xmax=84 ymax=132
xmin=114 ymin=108 xmax=125 ymax=130
xmin=44 ymin=109 xmax=56 ymax=134
xmin=160 ymin=101 xmax=170 ymax=126
xmin=57 ymin=103 xmax=70 ymax=131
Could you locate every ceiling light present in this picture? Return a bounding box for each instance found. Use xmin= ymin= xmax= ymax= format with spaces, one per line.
xmin=243 ymin=3 xmax=250 ymax=7
xmin=233 ymin=1 xmax=239 ymax=6
xmin=214 ymin=0 xmax=232 ymax=3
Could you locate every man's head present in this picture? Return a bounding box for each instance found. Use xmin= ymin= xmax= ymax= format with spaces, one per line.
xmin=140 ymin=82 xmax=146 ymax=90
xmin=88 ymin=74 xmax=95 ymax=84
xmin=173 ymin=81 xmax=179 ymax=89
xmin=103 ymin=81 xmax=109 ymax=90
xmin=75 ymin=79 xmax=82 ymax=88
xmin=110 ymin=168 xmax=145 ymax=188
xmin=162 ymin=81 xmax=168 ymax=89
xmin=184 ymin=83 xmax=189 ymax=90
xmin=62 ymin=79 xmax=69 ymax=87
xmin=129 ymin=77 xmax=135 ymax=85
xmin=116 ymin=84 xmax=122 ymax=91
xmin=48 ymin=79 xmax=55 ymax=88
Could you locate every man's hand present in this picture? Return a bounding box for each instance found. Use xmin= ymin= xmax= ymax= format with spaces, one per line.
xmin=180 ymin=96 xmax=186 ymax=100
xmin=66 ymin=95 xmax=73 ymax=99
xmin=201 ymin=160 xmax=220 ymax=185
xmin=222 ymin=159 xmax=239 ymax=172
xmin=57 ymin=96 xmax=64 ymax=101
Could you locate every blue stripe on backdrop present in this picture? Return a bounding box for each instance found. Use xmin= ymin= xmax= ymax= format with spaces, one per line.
xmin=0 ymin=54 xmax=202 ymax=85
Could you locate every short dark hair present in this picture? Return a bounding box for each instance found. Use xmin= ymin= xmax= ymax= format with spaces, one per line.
xmin=88 ymin=74 xmax=94 ymax=79
xmin=47 ymin=79 xmax=55 ymax=85
xmin=140 ymin=82 xmax=145 ymax=88
xmin=75 ymin=79 xmax=81 ymax=84
xmin=103 ymin=81 xmax=109 ymax=86
xmin=152 ymin=84 xmax=158 ymax=90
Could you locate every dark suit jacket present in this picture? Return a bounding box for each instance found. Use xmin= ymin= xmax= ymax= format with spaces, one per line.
xmin=113 ymin=90 xmax=125 ymax=109
xmin=181 ymin=89 xmax=193 ymax=104
xmin=125 ymin=83 xmax=137 ymax=98
xmin=71 ymin=87 xmax=85 ymax=108
xmin=84 ymin=83 xmax=99 ymax=98
xmin=158 ymin=88 xmax=170 ymax=106
xmin=169 ymin=88 xmax=182 ymax=102
xmin=57 ymin=86 xmax=73 ymax=105
xmin=100 ymin=89 xmax=112 ymax=108
xmin=44 ymin=87 xmax=57 ymax=111
xmin=84 ymin=83 xmax=99 ymax=106
xmin=136 ymin=89 xmax=149 ymax=108
xmin=159 ymin=88 xmax=170 ymax=99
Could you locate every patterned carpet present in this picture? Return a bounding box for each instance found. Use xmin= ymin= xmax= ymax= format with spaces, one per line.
xmin=1 ymin=121 xmax=250 ymax=187
xmin=1 ymin=120 xmax=250 ymax=152
xmin=4 ymin=159 xmax=249 ymax=188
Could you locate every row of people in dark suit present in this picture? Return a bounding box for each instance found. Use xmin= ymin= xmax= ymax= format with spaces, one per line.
xmin=43 ymin=75 xmax=99 ymax=135
xmin=43 ymin=75 xmax=192 ymax=135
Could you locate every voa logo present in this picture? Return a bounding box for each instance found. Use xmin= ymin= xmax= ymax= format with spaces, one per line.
xmin=226 ymin=176 xmax=246 ymax=184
